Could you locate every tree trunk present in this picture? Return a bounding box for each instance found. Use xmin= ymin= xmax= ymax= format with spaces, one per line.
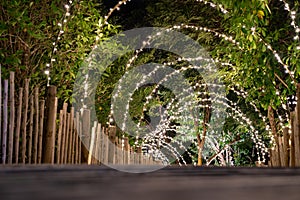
xmin=197 ymin=105 xmax=211 ymax=166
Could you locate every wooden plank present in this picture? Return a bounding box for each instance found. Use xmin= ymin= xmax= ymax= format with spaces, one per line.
xmin=283 ymin=128 xmax=289 ymax=167
xmin=100 ymin=127 xmax=106 ymax=164
xmin=278 ymin=137 xmax=285 ymax=167
xmin=15 ymin=88 xmax=23 ymax=164
xmin=99 ymin=126 xmax=105 ymax=165
xmin=64 ymin=113 xmax=70 ymax=164
xmin=21 ymin=79 xmax=30 ymax=164
xmin=60 ymin=103 xmax=67 ymax=164
xmin=75 ymin=112 xmax=80 ymax=164
xmin=95 ymin=123 xmax=101 ymax=164
xmin=137 ymin=147 xmax=142 ymax=165
xmin=56 ymin=110 xmax=64 ymax=164
xmin=79 ymin=120 xmax=82 ymax=164
xmin=33 ymin=88 xmax=39 ymax=164
xmin=124 ymin=137 xmax=129 ymax=165
xmin=271 ymin=148 xmax=277 ymax=167
xmin=38 ymin=100 xmax=45 ymax=164
xmin=42 ymin=86 xmax=57 ymax=164
xmin=28 ymin=95 xmax=34 ymax=164
xmin=2 ymin=80 xmax=8 ymax=164
xmin=8 ymin=72 xmax=15 ymax=164
xmin=290 ymin=112 xmax=295 ymax=167
xmin=88 ymin=121 xmax=97 ymax=165
xmin=81 ymin=109 xmax=90 ymax=164
xmin=104 ymin=127 xmax=109 ymax=165
xmin=296 ymin=83 xmax=300 ymax=166
xmin=52 ymin=98 xmax=58 ymax=163
xmin=108 ymin=126 xmax=116 ymax=164
xmin=67 ymin=108 xmax=74 ymax=163
xmin=0 ymin=66 xmax=2 ymax=162
xmin=117 ymin=138 xmax=122 ymax=165
xmin=130 ymin=147 xmax=134 ymax=165
xmin=70 ymin=108 xmax=75 ymax=164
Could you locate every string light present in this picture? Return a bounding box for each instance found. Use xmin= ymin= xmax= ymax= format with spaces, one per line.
xmin=87 ymin=0 xmax=298 ymax=165
xmin=45 ymin=0 xmax=75 ymax=86
xmin=195 ymin=0 xmax=229 ymax=14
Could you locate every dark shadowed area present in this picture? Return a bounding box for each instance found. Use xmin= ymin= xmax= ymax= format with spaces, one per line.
xmin=1 ymin=165 xmax=300 ymax=200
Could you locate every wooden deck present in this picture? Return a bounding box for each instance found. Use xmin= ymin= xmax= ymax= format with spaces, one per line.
xmin=1 ymin=165 xmax=300 ymax=200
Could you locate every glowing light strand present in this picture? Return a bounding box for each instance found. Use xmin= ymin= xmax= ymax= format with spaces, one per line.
xmin=45 ymin=0 xmax=75 ymax=86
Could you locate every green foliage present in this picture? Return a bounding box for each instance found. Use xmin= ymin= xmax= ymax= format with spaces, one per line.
xmin=0 ymin=0 xmax=120 ymax=103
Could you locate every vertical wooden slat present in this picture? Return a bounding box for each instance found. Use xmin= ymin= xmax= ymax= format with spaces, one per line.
xmin=88 ymin=121 xmax=97 ymax=165
xmin=75 ymin=112 xmax=80 ymax=164
xmin=137 ymin=146 xmax=142 ymax=165
xmin=2 ymin=80 xmax=8 ymax=164
xmin=8 ymin=72 xmax=15 ymax=164
xmin=42 ymin=86 xmax=57 ymax=164
xmin=33 ymin=88 xmax=39 ymax=164
xmin=100 ymin=126 xmax=105 ymax=164
xmin=296 ymin=83 xmax=300 ymax=166
xmin=283 ymin=128 xmax=289 ymax=167
xmin=290 ymin=112 xmax=295 ymax=167
xmin=21 ymin=79 xmax=30 ymax=164
xmin=78 ymin=119 xmax=82 ymax=164
xmin=64 ymin=113 xmax=70 ymax=164
xmin=117 ymin=138 xmax=122 ymax=165
xmin=108 ymin=126 xmax=116 ymax=164
xmin=56 ymin=110 xmax=64 ymax=164
xmin=52 ymin=97 xmax=58 ymax=164
xmin=124 ymin=137 xmax=129 ymax=165
xmin=15 ymin=88 xmax=23 ymax=164
xmin=95 ymin=123 xmax=101 ymax=164
xmin=81 ymin=109 xmax=90 ymax=163
xmin=0 ymin=66 xmax=2 ymax=161
xmin=70 ymin=108 xmax=75 ymax=164
xmin=28 ymin=95 xmax=34 ymax=164
xmin=130 ymin=147 xmax=134 ymax=165
xmin=38 ymin=100 xmax=45 ymax=164
xmin=278 ymin=137 xmax=285 ymax=167
xmin=60 ymin=103 xmax=67 ymax=164
xmin=102 ymin=127 xmax=109 ymax=165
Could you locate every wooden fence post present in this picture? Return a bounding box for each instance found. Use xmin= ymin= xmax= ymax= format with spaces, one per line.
xmin=0 ymin=66 xmax=2 ymax=161
xmin=42 ymin=86 xmax=57 ymax=164
xmin=88 ymin=121 xmax=97 ymax=165
xmin=295 ymin=83 xmax=300 ymax=166
xmin=75 ymin=112 xmax=80 ymax=164
xmin=2 ymin=80 xmax=8 ymax=164
xmin=124 ymin=137 xmax=129 ymax=165
xmin=108 ymin=126 xmax=116 ymax=164
xmin=137 ymin=146 xmax=142 ymax=165
xmin=64 ymin=113 xmax=70 ymax=164
xmin=56 ymin=110 xmax=64 ymax=164
xmin=278 ymin=137 xmax=285 ymax=167
xmin=290 ymin=112 xmax=296 ymax=167
xmin=8 ymin=72 xmax=15 ymax=164
xmin=81 ymin=109 xmax=90 ymax=163
xmin=68 ymin=108 xmax=74 ymax=163
xmin=60 ymin=103 xmax=67 ymax=164
xmin=100 ymin=127 xmax=109 ymax=164
xmin=33 ymin=88 xmax=39 ymax=164
xmin=21 ymin=79 xmax=30 ymax=164
xmin=283 ymin=128 xmax=289 ymax=167
xmin=15 ymin=88 xmax=23 ymax=164
xmin=104 ymin=127 xmax=109 ymax=164
xmin=95 ymin=123 xmax=101 ymax=164
xmin=71 ymin=108 xmax=76 ymax=164
xmin=38 ymin=100 xmax=45 ymax=164
xmin=28 ymin=95 xmax=34 ymax=164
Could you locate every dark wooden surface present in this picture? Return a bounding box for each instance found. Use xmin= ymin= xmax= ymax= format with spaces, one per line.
xmin=1 ymin=165 xmax=300 ymax=200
